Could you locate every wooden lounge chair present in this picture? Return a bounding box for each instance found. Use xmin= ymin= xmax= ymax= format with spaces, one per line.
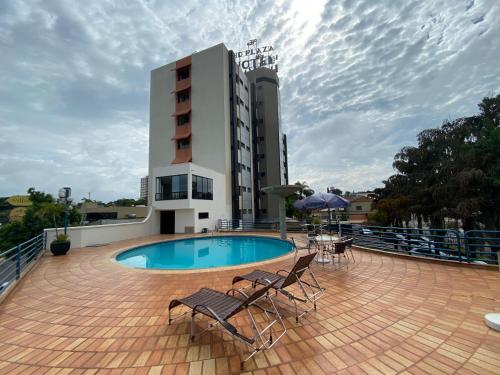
xmin=168 ymin=279 xmax=286 ymax=369
xmin=232 ymin=253 xmax=325 ymax=322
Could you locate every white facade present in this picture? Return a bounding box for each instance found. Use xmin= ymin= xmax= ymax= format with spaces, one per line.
xmin=149 ymin=43 xmax=251 ymax=233
xmin=150 ymin=163 xmax=231 ymax=233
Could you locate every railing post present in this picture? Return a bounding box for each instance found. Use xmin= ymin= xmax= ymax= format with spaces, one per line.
xmin=15 ymin=245 xmax=21 ymax=280
xmin=454 ymin=230 xmax=462 ymax=262
xmin=464 ymin=231 xmax=471 ymax=263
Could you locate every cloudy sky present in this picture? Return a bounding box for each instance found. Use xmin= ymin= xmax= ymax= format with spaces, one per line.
xmin=1 ymin=0 xmax=499 ymax=201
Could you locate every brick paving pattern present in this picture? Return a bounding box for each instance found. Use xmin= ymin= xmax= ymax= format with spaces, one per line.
xmin=0 ymin=233 xmax=499 ymax=374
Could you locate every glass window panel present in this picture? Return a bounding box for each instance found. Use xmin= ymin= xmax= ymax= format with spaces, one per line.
xmin=180 ymin=175 xmax=187 ymax=192
xmin=172 ymin=176 xmax=180 ymax=192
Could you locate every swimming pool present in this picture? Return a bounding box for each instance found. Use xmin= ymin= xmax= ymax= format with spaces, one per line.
xmin=115 ymin=236 xmax=295 ymax=270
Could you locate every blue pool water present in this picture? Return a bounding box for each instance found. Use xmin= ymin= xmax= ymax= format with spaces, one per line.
xmin=116 ymin=236 xmax=294 ymax=270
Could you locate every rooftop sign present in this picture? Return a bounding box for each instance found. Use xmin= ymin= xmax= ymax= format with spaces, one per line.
xmin=235 ymin=39 xmax=278 ymax=73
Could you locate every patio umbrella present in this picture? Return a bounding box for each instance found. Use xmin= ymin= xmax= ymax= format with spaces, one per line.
xmin=294 ymin=192 xmax=350 ymax=233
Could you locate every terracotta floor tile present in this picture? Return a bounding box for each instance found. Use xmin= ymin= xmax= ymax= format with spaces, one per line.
xmin=0 ymin=233 xmax=498 ymax=374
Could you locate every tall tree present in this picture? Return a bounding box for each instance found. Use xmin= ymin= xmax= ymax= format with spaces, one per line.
xmin=374 ymin=95 xmax=500 ymax=230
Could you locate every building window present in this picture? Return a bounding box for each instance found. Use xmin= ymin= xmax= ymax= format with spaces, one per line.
xmin=258 ymin=119 xmax=264 ymax=124
xmin=259 ymin=153 xmax=265 ymax=159
xmin=192 ymin=175 xmax=213 ymax=200
xmin=248 ymin=209 xmax=252 ymax=214
xmin=244 ymin=85 xmax=248 ymax=92
xmin=178 ymin=138 xmax=190 ymax=149
xmin=177 ymin=67 xmax=190 ymax=81
xmin=239 ymin=98 xmax=244 ymax=106
xmin=155 ymin=174 xmax=188 ymax=200
xmin=177 ymin=90 xmax=190 ymax=103
xmin=356 ymin=205 xmax=362 ymax=211
xmin=262 ymin=209 xmax=267 ymax=214
xmin=239 ymin=78 xmax=243 ymax=85
xmin=246 ymin=145 xmax=250 ymax=151
xmin=248 ymin=187 xmax=252 ymax=193
xmin=177 ymin=113 xmax=190 ymax=126
xmin=246 ymin=125 xmax=250 ymax=131
xmin=259 ymin=136 xmax=264 ymax=141
xmin=260 ymin=172 xmax=266 ymax=177
xmin=246 ymin=166 xmax=251 ymax=172
xmin=245 ymin=105 xmax=249 ymax=111
xmin=242 ymin=209 xmax=247 ymax=214
xmin=198 ymin=212 xmax=209 ymax=219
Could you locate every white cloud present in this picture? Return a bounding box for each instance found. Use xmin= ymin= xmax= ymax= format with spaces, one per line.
xmin=0 ymin=0 xmax=499 ymax=201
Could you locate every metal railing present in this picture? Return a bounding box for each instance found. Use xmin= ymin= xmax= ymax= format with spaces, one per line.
xmin=337 ymin=224 xmax=499 ymax=265
xmin=463 ymin=230 xmax=500 ymax=265
xmin=217 ymin=219 xmax=499 ymax=265
xmin=338 ymin=225 xmax=464 ymax=262
xmin=0 ymin=233 xmax=45 ymax=295
xmin=155 ymin=191 xmax=188 ymax=200
xmin=218 ymin=219 xmax=279 ymax=232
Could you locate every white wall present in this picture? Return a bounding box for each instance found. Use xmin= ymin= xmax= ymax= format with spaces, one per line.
xmin=175 ymin=209 xmax=194 ymax=233
xmin=151 ymin=162 xmax=231 ymax=233
xmin=44 ymin=207 xmax=154 ymax=249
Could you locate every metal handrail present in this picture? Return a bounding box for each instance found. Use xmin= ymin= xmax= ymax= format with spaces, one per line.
xmin=0 ymin=233 xmax=45 ymax=295
xmin=215 ymin=220 xmax=498 ymax=265
xmin=337 ymin=224 xmax=498 ymax=265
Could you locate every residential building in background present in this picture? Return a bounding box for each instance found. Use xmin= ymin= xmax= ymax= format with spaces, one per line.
xmin=148 ymin=43 xmax=288 ymax=234
xmin=140 ymin=176 xmax=148 ymax=202
xmin=347 ymin=196 xmax=375 ymax=223
xmin=78 ymin=202 xmax=148 ymax=224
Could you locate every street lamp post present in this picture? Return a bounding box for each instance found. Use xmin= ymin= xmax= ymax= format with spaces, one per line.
xmin=58 ymin=187 xmax=73 ymax=235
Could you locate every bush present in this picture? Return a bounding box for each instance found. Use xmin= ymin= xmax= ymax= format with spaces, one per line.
xmin=52 ymin=234 xmax=70 ymax=244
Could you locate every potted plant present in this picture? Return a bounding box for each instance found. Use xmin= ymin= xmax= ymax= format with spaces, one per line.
xmin=50 ymin=233 xmax=71 ymax=256
xmin=36 ymin=202 xmax=71 ymax=256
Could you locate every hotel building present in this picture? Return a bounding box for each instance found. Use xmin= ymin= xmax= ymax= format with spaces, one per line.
xmin=148 ymin=43 xmax=287 ymax=234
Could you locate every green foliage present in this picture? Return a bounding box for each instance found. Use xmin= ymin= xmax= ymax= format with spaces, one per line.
xmin=375 ymin=95 xmax=500 ymax=230
xmin=328 ymin=188 xmax=343 ymax=195
xmin=105 ymin=198 xmax=147 ymax=207
xmin=285 ymin=181 xmax=315 ymax=218
xmin=0 ymin=221 xmax=27 ymax=254
xmin=0 ymin=188 xmax=80 ymax=252
xmin=53 ymin=234 xmax=70 ymax=244
xmin=135 ymin=198 xmax=147 ymax=206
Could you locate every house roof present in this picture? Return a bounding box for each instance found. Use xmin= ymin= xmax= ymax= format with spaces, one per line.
xmin=349 ymin=196 xmax=374 ymax=203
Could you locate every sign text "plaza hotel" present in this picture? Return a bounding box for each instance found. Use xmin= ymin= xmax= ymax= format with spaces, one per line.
xmin=235 ymin=39 xmax=278 ymax=72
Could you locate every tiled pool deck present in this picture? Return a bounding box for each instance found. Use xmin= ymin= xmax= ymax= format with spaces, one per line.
xmin=0 ymin=233 xmax=499 ymax=374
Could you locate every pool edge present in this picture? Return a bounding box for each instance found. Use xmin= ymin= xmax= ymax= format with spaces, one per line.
xmin=109 ymin=233 xmax=298 ymax=274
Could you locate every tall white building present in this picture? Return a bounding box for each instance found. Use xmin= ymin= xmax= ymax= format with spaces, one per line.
xmin=148 ymin=43 xmax=287 ymax=234
xmin=140 ymin=176 xmax=148 ymax=202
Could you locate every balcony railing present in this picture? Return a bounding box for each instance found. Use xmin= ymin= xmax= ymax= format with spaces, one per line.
xmin=155 ymin=191 xmax=188 ymax=200
xmin=192 ymin=192 xmax=213 ymax=200
xmin=0 ymin=233 xmax=45 ymax=296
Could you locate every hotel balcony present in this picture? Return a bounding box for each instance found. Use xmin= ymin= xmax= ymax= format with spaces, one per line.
xmin=0 ymin=233 xmax=498 ymax=374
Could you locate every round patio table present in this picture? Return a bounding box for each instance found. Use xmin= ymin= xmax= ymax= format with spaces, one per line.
xmin=314 ymin=235 xmax=342 ymax=263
